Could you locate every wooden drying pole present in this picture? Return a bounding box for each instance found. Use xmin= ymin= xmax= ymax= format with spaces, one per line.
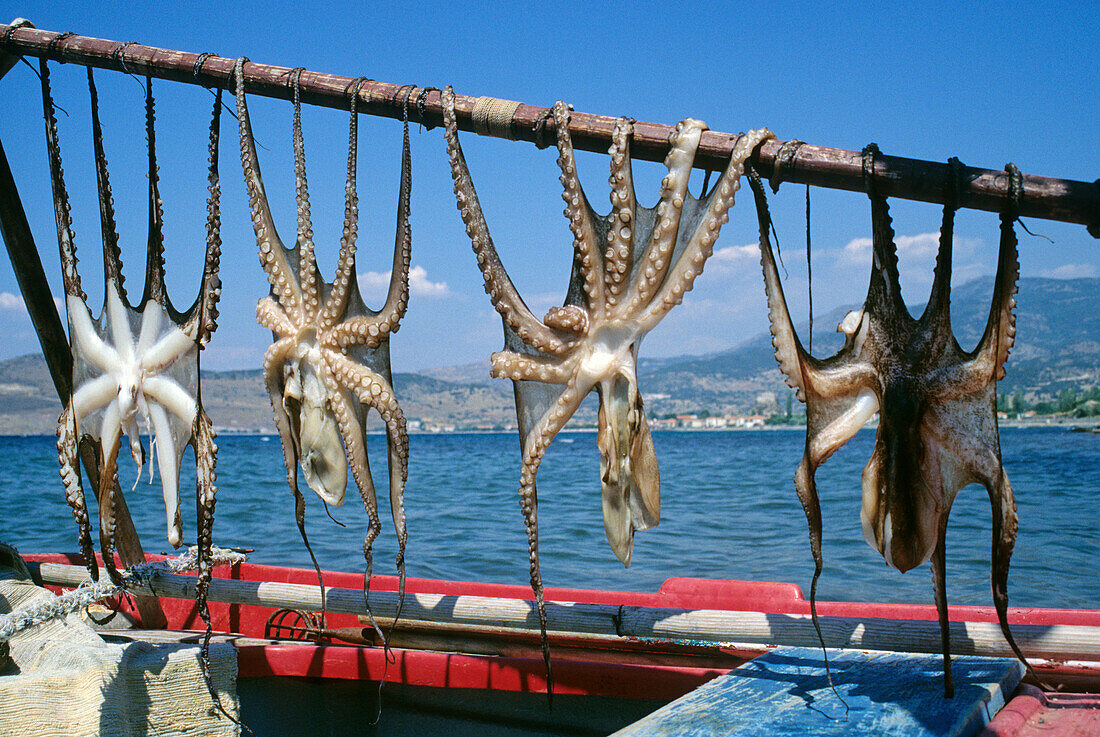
xmin=1 ymin=21 xmax=1097 ymax=234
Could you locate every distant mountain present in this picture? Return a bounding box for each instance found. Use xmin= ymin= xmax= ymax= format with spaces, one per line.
xmin=0 ymin=277 xmax=1096 ymax=434
xmin=636 ymin=277 xmax=1100 ymax=417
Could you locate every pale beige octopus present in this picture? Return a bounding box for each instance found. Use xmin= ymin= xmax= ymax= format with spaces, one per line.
xmin=443 ymin=84 xmax=772 ymax=692
xmin=234 ymin=58 xmax=410 ymax=613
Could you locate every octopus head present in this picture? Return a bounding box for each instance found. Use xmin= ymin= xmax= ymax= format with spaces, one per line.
xmin=115 ymin=369 xmax=147 ymax=468
xmin=591 ymin=331 xmax=660 ymax=567
xmin=861 ymin=378 xmax=939 ymax=572
xmin=283 ymin=333 xmax=347 ymax=506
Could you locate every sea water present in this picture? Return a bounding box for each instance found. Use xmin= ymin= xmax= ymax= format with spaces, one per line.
xmin=0 ymin=426 xmax=1096 ymax=609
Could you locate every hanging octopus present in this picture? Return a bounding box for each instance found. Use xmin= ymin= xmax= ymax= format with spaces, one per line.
xmin=443 ymin=85 xmax=773 ymax=692
xmin=750 ymin=145 xmax=1039 ymax=696
xmin=233 ymin=59 xmax=410 ymax=624
xmin=42 ymin=62 xmax=230 ymax=718
xmin=44 ymin=62 xmax=222 ymax=592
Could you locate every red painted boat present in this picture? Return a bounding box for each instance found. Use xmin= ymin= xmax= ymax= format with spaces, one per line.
xmin=18 ymin=552 xmax=1100 ymax=735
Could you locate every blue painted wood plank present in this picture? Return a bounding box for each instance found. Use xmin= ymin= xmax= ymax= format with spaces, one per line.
xmin=612 ymin=646 xmax=1023 ymax=737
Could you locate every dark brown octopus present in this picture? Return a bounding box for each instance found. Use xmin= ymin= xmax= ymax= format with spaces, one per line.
xmin=749 ymin=146 xmax=1039 ymax=696
xmin=233 ymin=59 xmax=411 ymax=625
xmin=443 ymin=85 xmax=772 ymax=694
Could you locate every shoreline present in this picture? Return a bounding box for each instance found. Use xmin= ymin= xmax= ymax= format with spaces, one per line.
xmin=2 ymin=416 xmax=1096 ymax=439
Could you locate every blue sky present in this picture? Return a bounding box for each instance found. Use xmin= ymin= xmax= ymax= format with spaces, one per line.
xmin=1 ymin=2 xmax=1097 ymax=372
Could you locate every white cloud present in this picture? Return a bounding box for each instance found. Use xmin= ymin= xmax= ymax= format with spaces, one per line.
xmin=0 ymin=292 xmax=66 ymax=317
xmin=358 ymin=265 xmax=450 ymax=300
xmin=838 ymin=231 xmax=983 ymax=265
xmin=712 ymin=243 xmax=759 ymax=263
xmin=0 ymin=292 xmax=26 ymax=312
xmin=1036 ymin=263 xmax=1098 ymax=279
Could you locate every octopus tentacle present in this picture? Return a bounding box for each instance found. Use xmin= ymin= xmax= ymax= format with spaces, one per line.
xmin=290 ymin=69 xmax=320 ymax=325
xmin=323 ymin=316 xmax=386 ymax=351
xmin=749 ymin=167 xmax=876 ymax=402
xmin=931 ymin=515 xmax=954 ymax=698
xmin=234 ymin=57 xmax=302 ymax=322
xmin=319 ymin=366 xmax=380 ymax=566
xmin=604 ymin=117 xmax=636 ymax=311
xmin=192 ymin=407 xmax=237 ymax=723
xmin=863 ymin=145 xmax=907 ymax=319
xmin=323 ymin=350 xmax=409 ymax=627
xmin=640 ymin=127 xmax=774 ymax=331
xmin=323 ymin=351 xmax=409 ymax=500
xmin=147 ymin=402 xmax=183 ymax=546
xmin=921 ymin=159 xmax=962 ymax=330
xmin=263 ymin=338 xmax=299 ymax=482
xmin=57 ymin=403 xmax=98 ymax=581
xmin=441 ymin=86 xmax=570 ymax=357
xmin=67 ymin=299 xmax=122 ymax=376
xmin=552 ymin=101 xmax=604 ymax=316
xmin=183 ymin=87 xmax=224 ymax=346
xmin=627 ymin=118 xmax=707 ymax=317
xmin=377 ymin=87 xmax=413 ymax=338
xmin=518 ymin=373 xmax=590 ymax=699
xmin=490 ymin=350 xmax=573 ymax=384
xmin=974 ymin=207 xmax=1020 ymax=382
xmin=86 ymin=68 xmax=127 ymax=304
xmin=96 ymin=418 xmax=124 ymax=585
xmin=40 ymin=59 xmax=85 ymax=302
xmin=257 ymin=297 xmax=296 ymax=338
xmin=986 ymin=468 xmax=1046 ymax=686
xmin=142 ymin=76 xmax=169 ymax=312
xmin=319 ymin=78 xmax=366 ymax=332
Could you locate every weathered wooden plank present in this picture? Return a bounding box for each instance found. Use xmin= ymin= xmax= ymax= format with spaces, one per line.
xmin=28 ymin=561 xmax=1100 ymax=664
xmin=612 ymin=646 xmax=1023 ymax=737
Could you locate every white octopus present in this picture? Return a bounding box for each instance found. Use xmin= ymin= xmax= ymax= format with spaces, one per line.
xmin=46 ymin=65 xmax=222 ymax=587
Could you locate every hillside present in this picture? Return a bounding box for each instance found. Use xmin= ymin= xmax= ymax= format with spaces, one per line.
xmin=1 ymin=277 xmax=1097 ymax=434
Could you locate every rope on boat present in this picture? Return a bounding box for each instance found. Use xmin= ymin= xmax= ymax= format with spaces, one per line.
xmin=0 ymin=546 xmax=247 ymax=640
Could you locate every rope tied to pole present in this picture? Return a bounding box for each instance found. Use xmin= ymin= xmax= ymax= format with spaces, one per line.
xmin=471 ymin=95 xmax=521 ymax=140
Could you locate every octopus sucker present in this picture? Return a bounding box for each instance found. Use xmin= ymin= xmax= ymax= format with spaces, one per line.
xmin=442 ymin=84 xmax=772 ymax=696
xmin=233 ymin=61 xmax=411 ymax=633
xmin=750 ymin=147 xmax=1040 ymax=696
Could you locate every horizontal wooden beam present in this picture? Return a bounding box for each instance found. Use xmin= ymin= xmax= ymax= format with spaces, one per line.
xmin=29 ymin=560 xmax=1100 ymax=663
xmin=1 ymin=22 xmax=1097 ymax=234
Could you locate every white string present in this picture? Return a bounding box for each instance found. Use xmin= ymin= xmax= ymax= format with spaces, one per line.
xmin=0 ymin=546 xmax=247 ymax=640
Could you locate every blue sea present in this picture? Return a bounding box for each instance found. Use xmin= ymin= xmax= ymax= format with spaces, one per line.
xmin=0 ymin=426 xmax=1096 ymax=610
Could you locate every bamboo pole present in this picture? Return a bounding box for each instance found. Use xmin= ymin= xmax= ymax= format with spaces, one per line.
xmin=1 ymin=22 xmax=1096 ymax=234
xmin=28 ymin=560 xmax=1100 ymax=663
